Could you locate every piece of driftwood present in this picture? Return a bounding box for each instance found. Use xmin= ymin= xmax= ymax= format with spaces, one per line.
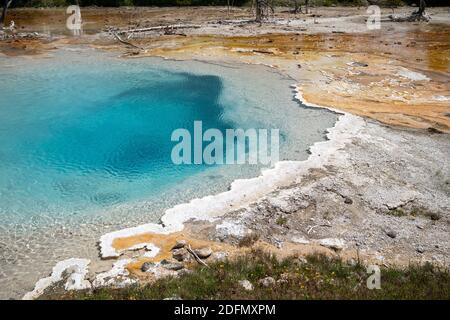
xmin=112 ymin=32 xmax=144 ymax=50
xmin=186 ymin=245 xmax=209 ymax=268
xmin=307 ymin=223 xmax=332 ymax=234
xmin=117 ymin=24 xmax=202 ymax=36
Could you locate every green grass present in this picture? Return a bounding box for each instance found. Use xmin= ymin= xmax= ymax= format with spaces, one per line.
xmin=41 ymin=251 xmax=450 ymax=300
xmin=387 ymin=208 xmax=408 ymax=217
xmin=276 ymin=216 xmax=288 ymax=226
xmin=388 ymin=207 xmax=442 ymax=221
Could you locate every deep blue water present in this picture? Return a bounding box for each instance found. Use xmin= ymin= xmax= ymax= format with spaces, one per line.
xmin=0 ymin=55 xmax=239 ymax=216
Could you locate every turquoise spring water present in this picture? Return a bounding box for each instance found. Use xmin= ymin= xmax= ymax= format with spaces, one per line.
xmin=0 ymin=47 xmax=337 ymax=298
xmin=0 ymin=58 xmax=228 ymax=216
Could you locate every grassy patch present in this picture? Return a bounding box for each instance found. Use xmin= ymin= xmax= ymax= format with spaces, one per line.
xmin=276 ymin=216 xmax=288 ymax=226
xmin=238 ymin=233 xmax=260 ymax=247
xmin=410 ymin=207 xmax=442 ymax=221
xmin=42 ymin=251 xmax=450 ymax=300
xmin=388 ymin=207 xmax=442 ymax=221
xmin=388 ymin=208 xmax=408 ymax=217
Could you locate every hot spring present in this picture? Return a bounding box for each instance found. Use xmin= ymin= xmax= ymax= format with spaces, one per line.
xmin=0 ymin=47 xmax=337 ymax=298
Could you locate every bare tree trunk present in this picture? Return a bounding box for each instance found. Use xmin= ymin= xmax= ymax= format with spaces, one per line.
xmin=305 ymin=0 xmax=309 ymax=14
xmin=254 ymin=0 xmax=273 ymax=23
xmin=415 ymin=0 xmax=426 ymax=16
xmin=255 ymin=0 xmax=262 ymax=23
xmin=226 ymin=0 xmax=236 ymax=16
xmin=409 ymin=0 xmax=427 ymax=21
xmin=389 ymin=0 xmax=428 ymax=22
xmin=0 ymin=0 xmax=13 ymax=28
xmin=291 ymin=0 xmax=302 ymax=14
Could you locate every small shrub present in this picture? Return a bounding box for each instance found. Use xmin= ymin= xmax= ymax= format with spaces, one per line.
xmin=387 ymin=208 xmax=407 ymax=217
xmin=238 ymin=233 xmax=260 ymax=247
xmin=276 ymin=216 xmax=288 ymax=226
xmin=411 ymin=207 xmax=442 ymax=221
xmin=426 ymin=211 xmax=441 ymax=221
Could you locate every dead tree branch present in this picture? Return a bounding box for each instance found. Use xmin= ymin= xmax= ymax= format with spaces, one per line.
xmin=0 ymin=0 xmax=13 ymax=28
xmin=186 ymin=245 xmax=209 ymax=268
xmin=112 ymin=32 xmax=144 ymax=50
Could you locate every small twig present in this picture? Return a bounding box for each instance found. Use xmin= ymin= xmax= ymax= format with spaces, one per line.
xmin=307 ymin=225 xmax=317 ymax=234
xmin=186 ymin=245 xmax=209 ymax=268
xmin=307 ymin=223 xmax=331 ymax=234
xmin=356 ymin=247 xmax=361 ymax=266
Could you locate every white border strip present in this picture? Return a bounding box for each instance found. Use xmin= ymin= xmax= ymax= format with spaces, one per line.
xmin=23 ymin=258 xmax=91 ymax=300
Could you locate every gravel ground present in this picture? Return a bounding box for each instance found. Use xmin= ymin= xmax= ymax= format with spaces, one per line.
xmin=210 ymin=117 xmax=450 ymax=267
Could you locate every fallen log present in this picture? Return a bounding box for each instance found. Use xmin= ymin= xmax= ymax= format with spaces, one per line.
xmin=117 ymin=24 xmax=202 ymax=36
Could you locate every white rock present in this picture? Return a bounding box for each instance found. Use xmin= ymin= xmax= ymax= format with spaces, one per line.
xmin=318 ymin=238 xmax=346 ymax=251
xmin=258 ymin=276 xmax=276 ymax=287
xmin=396 ymin=67 xmax=430 ymax=81
xmin=193 ymin=247 xmax=212 ymax=259
xmin=292 ymin=236 xmax=310 ymax=245
xmin=216 ymin=221 xmax=247 ymax=239
xmin=239 ymin=280 xmax=254 ymax=291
